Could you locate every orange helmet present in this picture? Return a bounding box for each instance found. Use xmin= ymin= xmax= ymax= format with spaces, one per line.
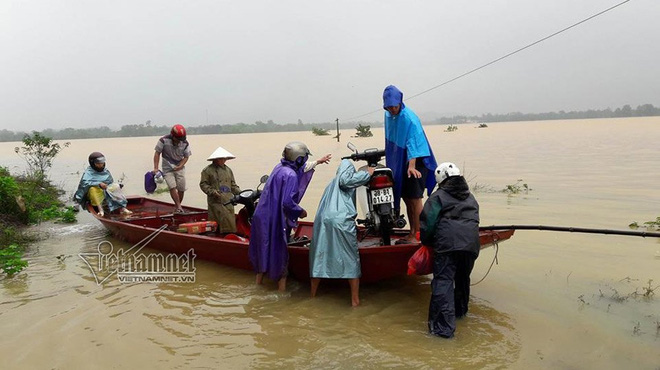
xmin=171 ymin=124 xmax=187 ymax=140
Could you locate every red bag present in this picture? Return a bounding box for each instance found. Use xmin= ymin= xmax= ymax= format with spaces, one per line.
xmin=407 ymin=245 xmax=433 ymax=275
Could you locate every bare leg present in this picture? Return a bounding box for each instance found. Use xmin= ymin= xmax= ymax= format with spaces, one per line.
xmin=349 ymin=278 xmax=360 ymax=307
xmin=277 ymin=277 xmax=287 ymax=292
xmin=170 ymin=188 xmax=182 ymax=210
xmin=178 ymin=190 xmax=185 ymax=203
xmin=403 ymin=197 xmax=423 ymax=240
xmin=256 ymin=273 xmax=264 ymax=285
xmin=311 ymin=278 xmax=321 ymax=297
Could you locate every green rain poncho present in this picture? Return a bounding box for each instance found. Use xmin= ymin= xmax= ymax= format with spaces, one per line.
xmin=309 ymin=159 xmax=371 ymax=279
xmin=199 ymin=163 xmax=241 ymax=233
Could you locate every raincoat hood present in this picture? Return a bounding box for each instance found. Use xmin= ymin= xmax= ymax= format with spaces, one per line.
xmin=439 ymin=176 xmax=470 ymax=201
xmin=383 ymin=85 xmax=406 ymax=110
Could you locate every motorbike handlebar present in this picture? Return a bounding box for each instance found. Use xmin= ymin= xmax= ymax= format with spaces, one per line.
xmin=224 ymin=189 xmax=263 ymax=207
xmin=341 ymin=149 xmax=386 ymax=166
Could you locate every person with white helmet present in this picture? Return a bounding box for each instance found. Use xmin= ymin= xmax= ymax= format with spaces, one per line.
xmin=199 ymin=146 xmax=241 ymax=234
xmin=153 ymin=124 xmax=191 ymax=213
xmin=249 ymin=141 xmax=319 ymax=291
xmin=420 ymin=162 xmax=480 ymax=338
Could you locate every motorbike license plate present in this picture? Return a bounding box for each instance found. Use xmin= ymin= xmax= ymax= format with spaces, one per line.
xmin=371 ymin=188 xmax=394 ymax=205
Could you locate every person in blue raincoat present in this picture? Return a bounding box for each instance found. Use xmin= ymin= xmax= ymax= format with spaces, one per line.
xmin=309 ymin=160 xmax=374 ymax=307
xmin=248 ymin=142 xmax=315 ymax=291
xmin=383 ymin=85 xmax=438 ymax=244
xmin=74 ymin=152 xmax=131 ymax=216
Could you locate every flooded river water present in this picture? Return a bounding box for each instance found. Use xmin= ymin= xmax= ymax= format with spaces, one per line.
xmin=1 ymin=117 xmax=659 ymax=369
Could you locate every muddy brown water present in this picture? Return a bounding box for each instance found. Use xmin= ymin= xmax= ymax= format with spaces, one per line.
xmin=1 ymin=118 xmax=659 ymax=369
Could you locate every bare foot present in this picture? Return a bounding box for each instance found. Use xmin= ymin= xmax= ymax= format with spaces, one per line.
xmin=310 ymin=278 xmax=320 ymax=298
xmin=255 ymin=273 xmax=264 ymax=285
xmin=351 ymin=298 xmax=360 ymax=307
xmin=277 ymin=277 xmax=287 ymax=291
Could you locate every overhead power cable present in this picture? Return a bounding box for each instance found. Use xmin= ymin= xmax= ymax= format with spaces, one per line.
xmin=343 ymin=0 xmax=632 ymax=122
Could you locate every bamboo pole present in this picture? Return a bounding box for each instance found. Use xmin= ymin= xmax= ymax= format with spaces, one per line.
xmin=479 ymin=225 xmax=660 ymax=238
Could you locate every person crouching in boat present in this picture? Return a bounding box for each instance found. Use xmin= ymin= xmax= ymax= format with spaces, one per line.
xmin=199 ymin=146 xmax=241 ymax=234
xmin=420 ymin=162 xmax=480 ymax=338
xmin=309 ymin=159 xmax=374 ymax=306
xmin=73 ymin=152 xmax=131 ymax=217
xmin=248 ymin=141 xmax=315 ymax=291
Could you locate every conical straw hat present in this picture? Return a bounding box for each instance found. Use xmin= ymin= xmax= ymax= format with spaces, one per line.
xmin=207 ymin=146 xmax=236 ymax=160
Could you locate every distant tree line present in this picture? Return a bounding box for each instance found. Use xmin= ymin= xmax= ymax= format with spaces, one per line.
xmin=0 ymin=120 xmax=376 ymax=142
xmin=1 ymin=103 xmax=658 ymax=142
xmin=433 ymin=104 xmax=660 ymax=125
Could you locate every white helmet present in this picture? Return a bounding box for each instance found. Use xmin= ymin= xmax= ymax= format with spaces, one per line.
xmin=282 ymin=141 xmax=311 ymax=162
xmin=435 ymin=162 xmax=461 ymax=184
xmin=207 ymin=146 xmax=236 ymax=161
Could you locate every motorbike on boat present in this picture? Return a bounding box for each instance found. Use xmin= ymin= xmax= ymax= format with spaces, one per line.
xmin=224 ymin=174 xmax=268 ymax=238
xmin=342 ymin=142 xmax=407 ymax=245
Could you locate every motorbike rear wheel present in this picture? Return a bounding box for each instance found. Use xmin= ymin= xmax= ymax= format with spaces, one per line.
xmin=379 ymin=214 xmax=392 ymax=246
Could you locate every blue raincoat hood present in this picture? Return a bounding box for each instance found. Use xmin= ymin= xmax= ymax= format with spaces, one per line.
xmin=383 ymin=85 xmax=406 ymax=110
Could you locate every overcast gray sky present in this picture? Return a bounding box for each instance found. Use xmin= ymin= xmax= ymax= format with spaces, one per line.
xmin=1 ymin=0 xmax=658 ymax=131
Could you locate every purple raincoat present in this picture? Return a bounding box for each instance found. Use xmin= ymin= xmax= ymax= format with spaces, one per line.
xmin=248 ymin=158 xmax=314 ymax=281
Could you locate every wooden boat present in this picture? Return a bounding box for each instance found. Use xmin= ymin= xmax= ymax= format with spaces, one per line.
xmin=91 ymin=196 xmax=514 ymax=283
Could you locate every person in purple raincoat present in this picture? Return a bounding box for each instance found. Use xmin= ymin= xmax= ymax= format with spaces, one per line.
xmin=248 ymin=141 xmax=316 ymax=291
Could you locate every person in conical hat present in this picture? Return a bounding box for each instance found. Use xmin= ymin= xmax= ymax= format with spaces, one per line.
xmin=199 ymin=146 xmax=241 ymax=233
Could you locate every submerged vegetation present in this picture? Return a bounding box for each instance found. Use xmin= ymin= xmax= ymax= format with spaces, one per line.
xmin=444 ymin=124 xmax=458 ymax=132
xmin=501 ymin=180 xmax=532 ymax=195
xmin=312 ymin=127 xmax=330 ymax=136
xmin=354 ymin=124 xmax=373 ymax=137
xmin=628 ymin=217 xmax=660 ymax=231
xmin=0 ymin=132 xmax=76 ymax=277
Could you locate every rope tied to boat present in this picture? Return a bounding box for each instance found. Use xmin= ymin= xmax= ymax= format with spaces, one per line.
xmin=471 ymin=231 xmax=501 ymax=286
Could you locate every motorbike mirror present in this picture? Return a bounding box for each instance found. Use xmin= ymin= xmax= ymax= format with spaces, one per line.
xmin=347 ymin=142 xmax=357 ymax=153
xmin=259 ymin=175 xmax=269 ymax=184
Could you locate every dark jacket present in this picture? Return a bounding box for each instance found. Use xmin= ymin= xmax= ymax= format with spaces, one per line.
xmin=420 ymin=176 xmax=480 ymax=257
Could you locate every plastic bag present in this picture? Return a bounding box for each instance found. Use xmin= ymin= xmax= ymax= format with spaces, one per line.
xmin=106 ymin=183 xmax=127 ymax=203
xmin=407 ymin=245 xmax=433 ymax=275
xmin=154 ymin=171 xmax=164 ymax=184
xmin=145 ymin=171 xmax=160 ymax=193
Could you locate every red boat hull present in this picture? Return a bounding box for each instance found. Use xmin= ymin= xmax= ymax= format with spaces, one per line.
xmin=92 ymin=196 xmax=514 ymax=283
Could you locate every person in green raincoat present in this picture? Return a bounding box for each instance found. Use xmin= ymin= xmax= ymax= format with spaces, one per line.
xmin=199 ymin=146 xmax=241 ymax=233
xmin=309 ymin=159 xmax=374 ymax=307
